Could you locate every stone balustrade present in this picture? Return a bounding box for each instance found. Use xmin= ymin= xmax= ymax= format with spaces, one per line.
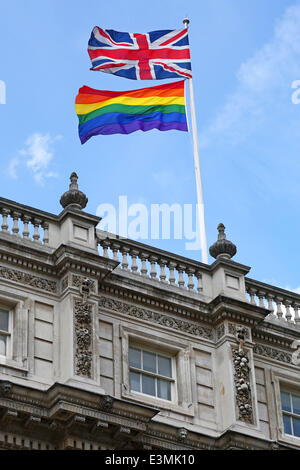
xmin=96 ymin=230 xmax=209 ymax=295
xmin=0 ymin=198 xmax=54 ymax=246
xmin=245 ymin=278 xmax=300 ymax=325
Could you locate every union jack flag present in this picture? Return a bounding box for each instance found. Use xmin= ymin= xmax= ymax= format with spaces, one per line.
xmin=88 ymin=27 xmax=192 ymax=80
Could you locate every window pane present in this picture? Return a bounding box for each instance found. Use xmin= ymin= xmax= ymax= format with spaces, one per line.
xmin=0 ymin=334 xmax=6 ymax=356
xmin=158 ymin=355 xmax=172 ymax=378
xmin=129 ymin=347 xmax=141 ymax=369
xmin=157 ymin=379 xmax=171 ymax=400
xmin=130 ymin=372 xmax=140 ymax=392
xmin=292 ymin=394 xmax=300 ymax=415
xmin=281 ymin=392 xmax=291 ymax=412
xmin=142 ymin=374 xmax=155 ymax=396
xmin=283 ymin=414 xmax=292 ymax=435
xmin=0 ymin=309 xmax=9 ymax=332
xmin=143 ymin=351 xmax=156 ymax=373
xmin=292 ymin=417 xmax=300 ymax=437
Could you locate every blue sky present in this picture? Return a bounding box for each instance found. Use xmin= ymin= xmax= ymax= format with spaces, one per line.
xmin=0 ymin=0 xmax=300 ymax=292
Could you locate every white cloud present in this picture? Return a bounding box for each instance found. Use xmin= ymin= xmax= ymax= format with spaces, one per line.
xmin=9 ymin=133 xmax=61 ymax=185
xmin=199 ymin=3 xmax=300 ymax=148
xmin=8 ymin=157 xmax=20 ymax=179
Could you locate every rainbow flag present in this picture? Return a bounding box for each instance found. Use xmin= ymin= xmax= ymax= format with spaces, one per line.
xmin=75 ymin=80 xmax=188 ymax=144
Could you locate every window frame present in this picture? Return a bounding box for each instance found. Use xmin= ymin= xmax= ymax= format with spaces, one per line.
xmin=0 ymin=305 xmax=13 ymax=359
xmin=280 ymin=390 xmax=300 ymax=438
xmin=272 ymin=371 xmax=300 ymax=446
xmin=129 ymin=345 xmax=175 ymax=402
xmin=120 ymin=325 xmax=195 ymax=417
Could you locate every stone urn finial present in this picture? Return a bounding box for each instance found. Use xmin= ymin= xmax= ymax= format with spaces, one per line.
xmin=209 ymin=223 xmax=237 ymax=260
xmin=60 ymin=172 xmax=88 ymax=210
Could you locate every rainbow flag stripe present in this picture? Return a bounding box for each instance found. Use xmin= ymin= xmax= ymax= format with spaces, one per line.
xmin=75 ymin=80 xmax=188 ymax=144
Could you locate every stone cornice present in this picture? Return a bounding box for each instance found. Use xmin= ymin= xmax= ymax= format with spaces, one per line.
xmin=0 ymin=381 xmax=158 ymax=424
xmin=98 ymin=294 xmax=214 ymax=341
xmin=209 ymin=294 xmax=269 ymax=327
xmin=0 ymin=380 xmax=287 ymax=450
xmin=53 ymin=245 xmax=119 ymax=278
xmin=0 ymin=243 xmax=118 ymax=296
xmin=209 ymin=258 xmax=251 ymax=276
xmin=98 ymin=283 xmax=212 ymax=324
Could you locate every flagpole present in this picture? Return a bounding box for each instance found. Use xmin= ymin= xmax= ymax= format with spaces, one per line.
xmin=183 ymin=18 xmax=208 ymax=264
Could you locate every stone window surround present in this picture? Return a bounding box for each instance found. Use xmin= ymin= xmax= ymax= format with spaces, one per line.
xmin=0 ymin=290 xmax=28 ymax=372
xmin=129 ymin=344 xmax=175 ymax=402
xmin=272 ymin=370 xmax=300 ymax=447
xmin=0 ymin=304 xmax=13 ymax=358
xmin=120 ymin=325 xmax=194 ymax=417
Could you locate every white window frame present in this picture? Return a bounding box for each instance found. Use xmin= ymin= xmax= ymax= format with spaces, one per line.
xmin=280 ymin=389 xmax=300 ymax=439
xmin=120 ymin=325 xmax=194 ymax=417
xmin=129 ymin=345 xmax=175 ymax=402
xmin=0 ymin=305 xmax=13 ymax=359
xmin=272 ymin=371 xmax=300 ymax=446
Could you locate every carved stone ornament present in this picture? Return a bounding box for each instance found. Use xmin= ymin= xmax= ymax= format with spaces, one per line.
xmin=99 ymin=296 xmax=213 ymax=340
xmin=0 ymin=381 xmax=12 ymax=397
xmin=177 ymin=428 xmax=188 ymax=442
xmin=61 ymin=276 xmax=68 ymax=292
xmin=232 ymin=347 xmax=254 ymax=424
xmin=253 ymin=344 xmax=291 ymax=364
xmin=72 ymin=275 xmax=95 ymax=296
xmin=216 ymin=323 xmax=225 ymax=340
xmin=0 ymin=265 xmax=57 ymax=293
xmin=209 ymin=223 xmax=237 ymax=260
xmin=99 ymin=395 xmax=114 ymax=411
xmin=74 ymin=299 xmax=93 ymax=378
xmin=60 ymin=172 xmax=88 ymax=210
xmin=291 ymin=340 xmax=300 ymax=366
xmin=228 ymin=323 xmax=250 ymax=342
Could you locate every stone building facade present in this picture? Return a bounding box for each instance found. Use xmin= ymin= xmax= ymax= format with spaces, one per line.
xmin=0 ymin=173 xmax=299 ymax=450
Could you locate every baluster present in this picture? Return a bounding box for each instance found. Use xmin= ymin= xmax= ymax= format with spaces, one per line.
xmin=284 ymin=300 xmax=292 ymax=322
xmin=159 ymin=259 xmax=167 ymax=283
xmin=101 ymin=240 xmax=110 ymax=258
xmin=140 ymin=253 xmax=149 ymax=277
xmin=275 ymin=296 xmax=283 ymax=319
xmin=177 ymin=265 xmax=186 ymax=289
xmin=42 ymin=222 xmax=49 ymax=245
xmin=1 ymin=209 xmax=10 ymax=232
xmin=12 ymin=211 xmax=21 ymax=236
xmin=266 ymin=293 xmax=275 ymax=313
xmin=293 ymin=303 xmax=300 ymax=325
xmin=121 ymin=247 xmax=129 ymax=270
xmin=32 ymin=218 xmax=42 ymax=243
xmin=22 ymin=215 xmax=31 ymax=239
xmin=168 ymin=262 xmax=176 ymax=285
xmin=195 ymin=271 xmax=203 ymax=293
xmin=149 ymin=256 xmax=158 ymax=280
xmin=257 ymin=291 xmax=266 ymax=308
xmin=130 ymin=249 xmax=139 ymax=274
xmin=111 ymin=243 xmax=120 ymax=262
xmin=187 ymin=268 xmax=195 ymax=291
xmin=248 ymin=288 xmax=257 ymax=305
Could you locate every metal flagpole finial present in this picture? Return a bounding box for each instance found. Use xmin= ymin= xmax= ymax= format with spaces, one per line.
xmin=183 ymin=18 xmax=190 ymax=28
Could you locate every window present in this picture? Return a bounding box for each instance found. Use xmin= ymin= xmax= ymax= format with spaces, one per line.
xmin=0 ymin=307 xmax=12 ymax=357
xmin=281 ymin=391 xmax=300 ymax=438
xmin=129 ymin=346 xmax=174 ymax=401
